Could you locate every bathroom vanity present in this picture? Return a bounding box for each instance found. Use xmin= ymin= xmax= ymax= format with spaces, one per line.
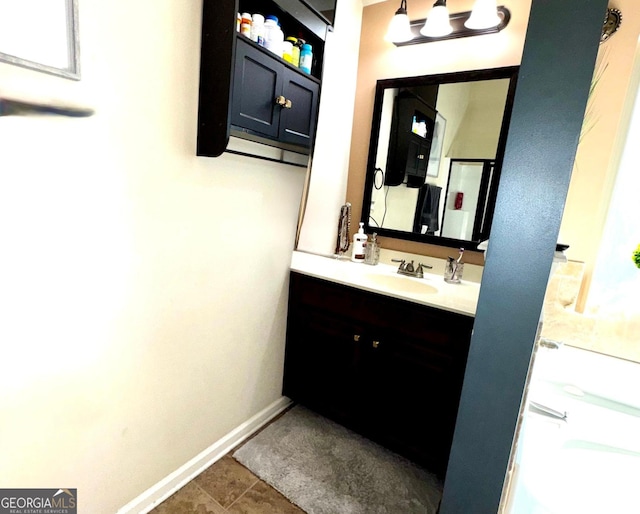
xmin=283 ymin=251 xmax=479 ymax=477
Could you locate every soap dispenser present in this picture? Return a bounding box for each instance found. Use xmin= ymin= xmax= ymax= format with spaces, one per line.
xmin=351 ymin=222 xmax=367 ymax=262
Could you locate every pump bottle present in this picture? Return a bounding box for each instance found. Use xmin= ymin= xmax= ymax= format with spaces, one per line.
xmin=351 ymin=222 xmax=367 ymax=262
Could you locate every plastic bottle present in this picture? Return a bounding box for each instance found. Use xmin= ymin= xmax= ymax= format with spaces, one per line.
xmin=299 ymin=43 xmax=313 ymax=74
xmin=236 ymin=13 xmax=241 ymax=32
xmin=264 ymin=16 xmax=284 ymax=58
xmin=351 ymin=222 xmax=367 ymax=262
xmin=286 ymin=37 xmax=300 ymax=67
xmin=282 ymin=40 xmax=294 ymax=64
xmin=240 ymin=13 xmax=252 ymax=37
xmin=251 ymin=13 xmax=265 ymax=46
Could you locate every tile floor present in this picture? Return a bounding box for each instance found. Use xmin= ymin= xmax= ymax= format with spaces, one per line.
xmin=149 ymin=454 xmax=305 ymax=514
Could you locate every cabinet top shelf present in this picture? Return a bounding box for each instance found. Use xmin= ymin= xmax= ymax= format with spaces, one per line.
xmin=236 ymin=34 xmax=322 ymax=84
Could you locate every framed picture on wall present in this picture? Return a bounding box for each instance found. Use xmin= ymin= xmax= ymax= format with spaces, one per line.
xmin=427 ymin=112 xmax=446 ymax=177
xmin=0 ymin=0 xmax=80 ymax=80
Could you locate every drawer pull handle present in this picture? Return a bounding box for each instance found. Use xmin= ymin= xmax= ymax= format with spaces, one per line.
xmin=372 ymin=340 xmax=380 ymax=349
xmin=353 ymin=334 xmax=360 ymax=342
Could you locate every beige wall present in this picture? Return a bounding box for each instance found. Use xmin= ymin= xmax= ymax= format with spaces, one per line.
xmin=0 ymin=0 xmax=361 ymax=512
xmin=346 ymin=0 xmax=531 ymax=265
xmin=296 ymin=0 xmax=363 ymax=255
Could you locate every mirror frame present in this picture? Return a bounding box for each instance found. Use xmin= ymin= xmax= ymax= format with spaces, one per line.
xmin=361 ymin=66 xmax=519 ymax=250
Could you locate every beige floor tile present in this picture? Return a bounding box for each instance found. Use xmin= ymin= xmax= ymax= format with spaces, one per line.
xmin=195 ymin=455 xmax=260 ymax=508
xmin=149 ymin=481 xmax=225 ymax=514
xmin=227 ymin=481 xmax=306 ymax=514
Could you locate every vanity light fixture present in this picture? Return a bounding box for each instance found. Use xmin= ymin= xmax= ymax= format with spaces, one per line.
xmin=465 ymin=0 xmax=502 ymax=29
xmin=387 ymin=0 xmax=511 ymax=47
xmin=420 ymin=0 xmax=453 ymax=38
xmin=385 ymin=0 xmax=415 ymax=43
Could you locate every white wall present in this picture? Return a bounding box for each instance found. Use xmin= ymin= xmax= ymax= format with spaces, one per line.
xmin=296 ymin=0 xmax=364 ymax=255
xmin=0 ymin=0 xmax=362 ymax=512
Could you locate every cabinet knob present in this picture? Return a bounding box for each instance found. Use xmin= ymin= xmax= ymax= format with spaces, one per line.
xmin=353 ymin=334 xmax=360 ymax=342
xmin=372 ymin=340 xmax=380 ymax=349
xmin=275 ymin=96 xmax=293 ymax=109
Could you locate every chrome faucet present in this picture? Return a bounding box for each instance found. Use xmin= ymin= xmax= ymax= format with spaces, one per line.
xmin=391 ymin=259 xmax=433 ymax=278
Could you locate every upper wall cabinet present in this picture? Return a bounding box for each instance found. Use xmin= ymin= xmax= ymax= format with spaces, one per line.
xmin=197 ymin=0 xmax=334 ymax=158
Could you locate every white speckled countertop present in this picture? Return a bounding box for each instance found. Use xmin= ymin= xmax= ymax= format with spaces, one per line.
xmin=290 ymin=250 xmax=482 ymax=317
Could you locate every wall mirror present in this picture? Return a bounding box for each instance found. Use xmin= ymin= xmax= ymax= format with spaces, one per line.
xmin=0 ymin=0 xmax=80 ymax=80
xmin=362 ymin=66 xmax=519 ymax=250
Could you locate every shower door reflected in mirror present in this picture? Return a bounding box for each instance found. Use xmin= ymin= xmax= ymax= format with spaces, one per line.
xmin=440 ymin=159 xmax=496 ymax=242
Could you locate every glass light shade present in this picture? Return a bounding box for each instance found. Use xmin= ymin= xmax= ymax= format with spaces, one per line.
xmin=464 ymin=0 xmax=501 ymax=29
xmin=420 ymin=3 xmax=453 ymax=38
xmin=385 ymin=11 xmax=414 ymax=43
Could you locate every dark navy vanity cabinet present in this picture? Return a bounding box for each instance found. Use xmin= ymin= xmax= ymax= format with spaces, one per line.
xmin=231 ymin=38 xmax=320 ymax=151
xmin=197 ymin=0 xmax=331 ymax=157
xmin=283 ymin=272 xmax=474 ymax=478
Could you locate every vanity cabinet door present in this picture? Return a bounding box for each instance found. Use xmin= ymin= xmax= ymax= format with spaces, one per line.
xmin=284 ymin=307 xmax=364 ymax=424
xmin=359 ymin=330 xmax=458 ymax=474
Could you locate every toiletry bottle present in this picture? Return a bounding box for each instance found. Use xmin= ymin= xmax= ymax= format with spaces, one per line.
xmin=351 ymin=222 xmax=367 ymax=262
xmin=286 ymin=37 xmax=300 ymax=66
xmin=299 ymin=43 xmax=313 ymax=74
xmin=240 ymin=12 xmax=252 ymax=37
xmin=251 ymin=13 xmax=265 ymax=46
xmin=364 ymin=232 xmax=380 ymax=265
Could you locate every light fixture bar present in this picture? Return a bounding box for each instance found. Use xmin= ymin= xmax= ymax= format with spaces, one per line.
xmin=393 ymin=6 xmax=510 ymax=47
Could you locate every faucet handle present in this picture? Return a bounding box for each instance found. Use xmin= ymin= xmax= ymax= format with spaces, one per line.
xmin=415 ymin=262 xmax=432 ymax=279
xmin=391 ymin=258 xmax=407 ymax=272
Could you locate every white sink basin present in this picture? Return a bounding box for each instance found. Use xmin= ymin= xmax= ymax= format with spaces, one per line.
xmin=365 ymin=273 xmax=438 ymax=294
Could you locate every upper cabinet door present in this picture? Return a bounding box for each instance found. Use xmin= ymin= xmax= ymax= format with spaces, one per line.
xmin=278 ymin=67 xmax=319 ymax=148
xmin=231 ymin=39 xmax=283 ymax=139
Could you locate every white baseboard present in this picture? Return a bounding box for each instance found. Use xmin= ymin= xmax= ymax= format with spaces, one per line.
xmin=117 ymin=396 xmax=293 ymax=514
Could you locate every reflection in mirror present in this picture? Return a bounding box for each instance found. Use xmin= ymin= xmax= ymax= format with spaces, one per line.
xmin=362 ymin=67 xmax=518 ymax=250
xmin=441 ymin=159 xmax=495 ymax=241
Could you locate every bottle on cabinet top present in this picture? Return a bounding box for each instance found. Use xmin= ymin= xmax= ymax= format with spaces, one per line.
xmin=251 ymin=13 xmax=265 ymax=46
xmin=299 ymin=43 xmax=313 ymax=74
xmin=264 ymin=15 xmax=284 ymax=58
xmin=286 ymin=37 xmax=300 ymax=67
xmin=240 ymin=12 xmax=252 ymax=37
